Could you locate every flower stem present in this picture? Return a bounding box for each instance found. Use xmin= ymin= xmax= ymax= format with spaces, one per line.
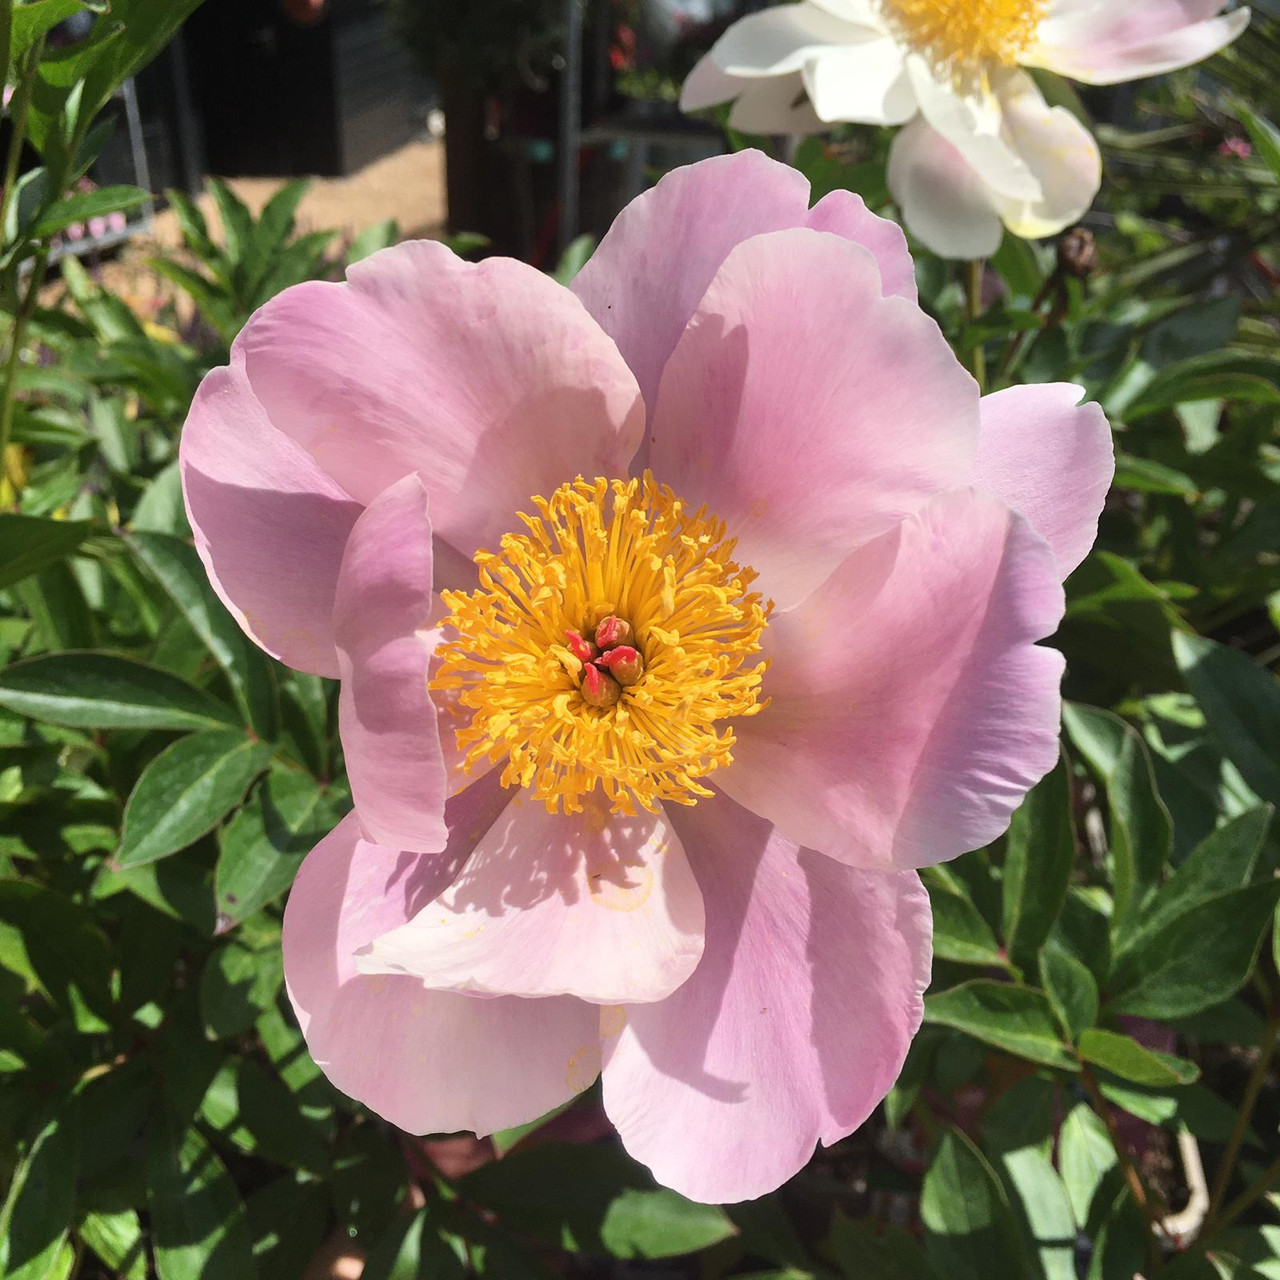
xmin=0 ymin=247 xmax=49 ymax=501
xmin=1202 ymin=1156 xmax=1280 ymax=1243
xmin=1201 ymin=996 xmax=1280 ymax=1237
xmin=964 ymin=259 xmax=986 ymax=392
xmin=1080 ymin=1063 xmax=1164 ymax=1269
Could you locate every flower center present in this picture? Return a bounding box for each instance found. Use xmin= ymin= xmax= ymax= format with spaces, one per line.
xmin=433 ymin=474 xmax=770 ymax=816
xmin=882 ymin=0 xmax=1045 ymax=81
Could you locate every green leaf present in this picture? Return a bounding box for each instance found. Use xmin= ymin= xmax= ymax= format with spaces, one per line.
xmin=1107 ymin=879 xmax=1280 ymax=1019
xmin=1136 ymin=807 xmax=1271 ymax=941
xmin=78 ymin=1210 xmax=147 ymax=1280
xmin=347 ymin=218 xmax=399 ymax=264
xmin=1173 ymin=632 xmax=1280 ymax=806
xmin=0 ymin=652 xmax=238 ymax=731
xmin=1040 ymin=942 xmax=1099 ymax=1043
xmin=147 ymin=1120 xmax=257 ymax=1280
xmin=199 ymin=1057 xmax=329 ymax=1174
xmin=1239 ymin=105 xmax=1280 ymax=183
xmin=1078 ymin=1028 xmax=1199 ymax=1087
xmin=1002 ymin=755 xmax=1075 ymax=971
xmin=998 ymin=1147 xmax=1077 ymax=1280
xmin=215 ymin=768 xmax=338 ymax=929
xmin=200 ymin=939 xmax=283 ymax=1040
xmin=551 ymin=234 xmax=596 ymax=285
xmin=923 ymin=981 xmax=1077 ymax=1070
xmin=459 ymin=1142 xmax=734 ymax=1259
xmin=244 ymin=1178 xmax=328 ymax=1280
xmin=922 ymin=1129 xmax=1027 ymax=1280
xmin=0 ymin=1113 xmax=79 ymax=1280
xmin=1064 ymin=703 xmax=1172 ymax=933
xmin=128 ymin=531 xmax=278 ymax=739
xmin=924 ymin=870 xmax=1006 ymax=969
xmin=31 ymin=184 xmax=149 ymax=237
xmin=0 ymin=514 xmax=91 ymax=589
xmin=1058 ymin=1103 xmax=1117 ymax=1230
xmin=830 ymin=1212 xmax=937 ymax=1280
xmin=362 ymin=1209 xmax=465 ymax=1280
xmin=208 ymin=179 xmax=254 ymax=268
xmin=10 ymin=0 xmax=91 ymax=63
xmin=116 ymin=731 xmax=271 ymax=868
xmin=0 ymin=879 xmax=113 ymax=1022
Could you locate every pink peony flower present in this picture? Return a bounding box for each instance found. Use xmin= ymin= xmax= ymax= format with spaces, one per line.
xmin=179 ymin=150 xmax=1113 ymax=1203
xmin=681 ymin=0 xmax=1250 ymax=257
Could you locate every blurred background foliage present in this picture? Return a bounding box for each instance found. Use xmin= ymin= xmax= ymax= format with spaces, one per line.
xmin=0 ymin=1 xmax=1279 ymax=1278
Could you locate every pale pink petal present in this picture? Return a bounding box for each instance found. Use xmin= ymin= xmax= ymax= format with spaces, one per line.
xmin=718 ymin=488 xmax=1065 ymax=870
xmin=887 ymin=117 xmax=1005 ymax=258
xmin=180 ymin=363 xmax=362 ymax=678
xmin=283 ymin=795 xmax=602 ymax=1137
xmin=1032 ymin=2 xmax=1250 ymax=85
xmin=572 ymin=149 xmax=916 ymax=429
xmin=235 ymin=241 xmax=644 ymax=562
xmin=989 ymin=70 xmax=1102 ymax=239
xmin=357 ymin=796 xmax=704 ymax=1004
xmin=602 ymin=790 xmax=931 ymax=1204
xmin=334 ymin=474 xmax=448 ymax=854
xmin=974 ymin=384 xmax=1114 ymax=579
xmin=648 ymin=228 xmax=978 ymax=609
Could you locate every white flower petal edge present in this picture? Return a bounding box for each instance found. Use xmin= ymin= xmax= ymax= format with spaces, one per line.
xmin=682 ymin=0 xmax=1248 ymax=253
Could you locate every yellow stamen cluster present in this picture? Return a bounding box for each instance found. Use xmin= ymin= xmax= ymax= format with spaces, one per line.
xmin=432 ymin=473 xmax=770 ymax=816
xmin=882 ymin=0 xmax=1045 ymax=81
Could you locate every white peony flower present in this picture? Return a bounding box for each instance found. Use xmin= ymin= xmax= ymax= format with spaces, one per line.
xmin=681 ymin=0 xmax=1251 ymax=258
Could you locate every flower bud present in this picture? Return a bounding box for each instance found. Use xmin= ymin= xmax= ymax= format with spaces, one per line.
xmin=597 ymin=644 xmax=644 ymax=686
xmin=1057 ymin=228 xmax=1097 ymax=280
xmin=581 ymin=663 xmax=622 ymax=708
xmin=564 ymin=629 xmax=598 ymax=664
xmin=595 ymin=615 xmax=633 ymax=650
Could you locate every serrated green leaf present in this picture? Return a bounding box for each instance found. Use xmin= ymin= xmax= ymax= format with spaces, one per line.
xmin=923 ymin=981 xmax=1077 ymax=1070
xmin=117 ymin=731 xmax=272 ymax=867
xmin=0 ymin=652 xmax=238 ymax=731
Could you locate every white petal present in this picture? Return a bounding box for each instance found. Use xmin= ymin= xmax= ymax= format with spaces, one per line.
xmin=802 ymin=39 xmax=917 ymax=124
xmin=990 ymin=70 xmax=1101 ymax=238
xmin=729 ymin=73 xmax=827 ymax=135
xmin=710 ymin=3 xmax=875 ymax=78
xmin=906 ymin=56 xmax=1043 ymax=201
xmin=887 ymin=117 xmax=1004 ymax=259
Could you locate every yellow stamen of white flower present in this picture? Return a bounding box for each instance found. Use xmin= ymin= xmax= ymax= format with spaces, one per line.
xmin=883 ymin=0 xmax=1046 ymax=80
xmin=433 ymin=473 xmax=770 ymax=816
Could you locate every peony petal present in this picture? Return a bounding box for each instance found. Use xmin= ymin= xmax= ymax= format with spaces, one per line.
xmin=727 ymin=71 xmax=827 ymax=135
xmin=235 ymin=240 xmax=644 ymax=562
xmin=1032 ymin=2 xmax=1249 ymax=85
xmin=905 ymin=55 xmax=1042 ymax=202
xmin=718 ymin=488 xmax=1065 ymax=870
xmin=283 ymin=796 xmax=602 ymax=1137
xmin=703 ymin=3 xmax=874 ymax=78
xmin=887 ymin=116 xmax=1005 ymax=258
xmin=974 ymin=383 xmax=1114 ymax=579
xmin=572 ymin=149 xmax=916 ymax=430
xmin=602 ymin=790 xmax=931 ymax=1204
xmin=357 ymin=795 xmax=704 ymax=1004
xmin=989 ymin=70 xmax=1102 ymax=239
xmin=180 ymin=362 xmax=362 ymax=678
xmin=648 ymin=227 xmax=978 ymax=609
xmin=334 ymin=474 xmax=448 ymax=853
xmin=802 ymin=39 xmax=917 ymax=124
